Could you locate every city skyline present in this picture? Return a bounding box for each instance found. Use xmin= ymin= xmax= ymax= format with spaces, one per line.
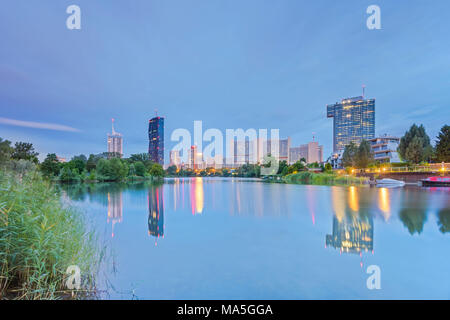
xmin=1 ymin=1 xmax=449 ymax=161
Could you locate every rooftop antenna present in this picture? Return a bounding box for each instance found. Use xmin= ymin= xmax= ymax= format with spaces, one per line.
xmin=111 ymin=118 xmax=116 ymax=135
xmin=312 ymin=132 xmax=316 ymax=141
xmin=362 ymin=84 xmax=366 ymax=98
xmin=155 ymin=108 xmax=158 ymax=117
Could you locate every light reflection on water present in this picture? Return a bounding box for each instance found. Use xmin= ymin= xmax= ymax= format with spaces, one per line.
xmin=61 ymin=178 xmax=450 ymax=299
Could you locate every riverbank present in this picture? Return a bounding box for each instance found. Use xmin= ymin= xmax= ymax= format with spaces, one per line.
xmin=283 ymin=172 xmax=369 ymax=186
xmin=0 ymin=170 xmax=101 ymax=299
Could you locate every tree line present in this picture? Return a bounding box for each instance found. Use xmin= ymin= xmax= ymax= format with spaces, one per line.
xmin=0 ymin=139 xmax=165 ymax=182
xmin=341 ymin=124 xmax=449 ymax=169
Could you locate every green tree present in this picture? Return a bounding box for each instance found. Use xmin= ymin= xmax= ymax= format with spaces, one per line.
xmin=11 ymin=142 xmax=39 ymax=163
xmin=134 ymin=161 xmax=146 ymax=176
xmin=86 ymin=154 xmax=97 ymax=172
xmin=356 ymin=140 xmax=374 ymax=168
xmin=435 ymin=125 xmax=450 ymax=162
xmin=69 ymin=155 xmax=86 ymax=174
xmin=0 ymin=138 xmax=13 ymax=164
xmin=96 ymin=158 xmax=128 ymax=181
xmin=341 ymin=142 xmax=358 ymax=168
xmin=405 ymin=136 xmax=426 ymax=164
xmin=128 ymin=163 xmax=136 ymax=176
xmin=324 ymin=163 xmax=333 ymax=172
xmin=59 ymin=166 xmax=77 ymax=182
xmin=40 ymin=153 xmax=61 ymax=177
xmin=287 ymin=160 xmax=306 ymax=174
xmin=149 ymin=163 xmax=165 ymax=178
xmin=166 ymin=165 xmax=178 ymax=176
xmin=398 ymin=124 xmax=432 ymax=163
xmin=277 ymin=160 xmax=288 ymax=175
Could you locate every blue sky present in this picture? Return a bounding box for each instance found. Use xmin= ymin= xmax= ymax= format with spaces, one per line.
xmin=1 ymin=0 xmax=449 ymax=161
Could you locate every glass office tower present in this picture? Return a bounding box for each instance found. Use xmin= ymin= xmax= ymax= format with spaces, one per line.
xmin=327 ymin=96 xmax=375 ymax=153
xmin=148 ymin=116 xmax=164 ymax=165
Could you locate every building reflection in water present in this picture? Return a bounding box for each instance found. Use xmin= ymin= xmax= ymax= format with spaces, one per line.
xmin=378 ymin=187 xmax=391 ymax=221
xmin=190 ymin=177 xmax=204 ymax=215
xmin=326 ymin=187 xmax=374 ymax=263
xmin=107 ymin=192 xmax=123 ymax=238
xmin=148 ymin=186 xmax=164 ymax=244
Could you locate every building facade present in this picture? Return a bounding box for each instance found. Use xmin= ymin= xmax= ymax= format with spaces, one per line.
xmin=369 ymin=135 xmax=401 ymax=163
xmin=148 ymin=116 xmax=164 ymax=165
xmin=169 ymin=150 xmax=180 ymax=168
xmin=107 ymin=119 xmax=123 ymax=157
xmin=327 ymin=96 xmax=375 ymax=153
xmin=289 ymin=141 xmax=323 ymax=164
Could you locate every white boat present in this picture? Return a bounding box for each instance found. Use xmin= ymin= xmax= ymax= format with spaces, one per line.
xmin=376 ymin=178 xmax=405 ymax=187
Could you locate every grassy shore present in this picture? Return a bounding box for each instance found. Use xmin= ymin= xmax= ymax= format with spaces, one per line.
xmin=0 ymin=170 xmax=101 ymax=299
xmin=283 ymin=171 xmax=369 ymax=186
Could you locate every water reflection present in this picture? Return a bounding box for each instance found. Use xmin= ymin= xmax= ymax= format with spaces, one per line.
xmin=148 ymin=185 xmax=164 ymax=243
xmin=107 ymin=191 xmax=123 ymax=238
xmin=327 ymin=187 xmax=374 ymax=255
xmin=378 ymin=188 xmax=390 ymax=221
xmin=191 ymin=177 xmax=204 ymax=215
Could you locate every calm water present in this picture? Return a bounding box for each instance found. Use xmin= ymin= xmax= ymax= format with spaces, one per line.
xmin=62 ymin=178 xmax=450 ymax=299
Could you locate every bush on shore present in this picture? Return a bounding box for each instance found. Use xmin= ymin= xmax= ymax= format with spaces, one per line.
xmin=283 ymin=172 xmax=368 ymax=186
xmin=0 ymin=169 xmax=100 ymax=299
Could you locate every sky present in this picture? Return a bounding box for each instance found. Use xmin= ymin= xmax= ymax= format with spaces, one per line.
xmin=1 ymin=0 xmax=449 ymax=162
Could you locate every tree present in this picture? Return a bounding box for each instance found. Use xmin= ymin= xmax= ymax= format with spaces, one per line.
xmin=166 ymin=165 xmax=178 ymax=176
xmin=405 ymin=136 xmax=426 ymax=164
xmin=134 ymin=161 xmax=146 ymax=176
xmin=398 ymin=124 xmax=432 ymax=163
xmin=0 ymin=138 xmax=13 ymax=164
xmin=86 ymin=154 xmax=97 ymax=171
xmin=40 ymin=153 xmax=61 ymax=177
xmin=11 ymin=142 xmax=39 ymax=163
xmin=341 ymin=142 xmax=358 ymax=168
xmin=435 ymin=125 xmax=450 ymax=162
xmin=277 ymin=160 xmax=288 ymax=175
xmin=149 ymin=163 xmax=164 ymax=178
xmin=287 ymin=160 xmax=305 ymax=174
xmin=356 ymin=140 xmax=374 ymax=168
xmin=69 ymin=155 xmax=86 ymax=174
xmin=96 ymin=158 xmax=128 ymax=181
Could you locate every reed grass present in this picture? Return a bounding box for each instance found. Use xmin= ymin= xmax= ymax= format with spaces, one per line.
xmin=0 ymin=170 xmax=101 ymax=299
xmin=283 ymin=171 xmax=368 ymax=186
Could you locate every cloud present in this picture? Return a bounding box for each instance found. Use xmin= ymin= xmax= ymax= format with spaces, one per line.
xmin=0 ymin=117 xmax=80 ymax=132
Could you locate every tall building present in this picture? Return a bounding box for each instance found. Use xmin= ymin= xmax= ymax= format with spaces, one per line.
xmin=148 ymin=186 xmax=164 ymax=238
xmin=369 ymin=135 xmax=401 ymax=163
xmin=190 ymin=145 xmax=198 ymax=169
xmin=289 ymin=141 xmax=323 ymax=164
xmin=107 ymin=118 xmax=123 ymax=157
xmin=169 ymin=150 xmax=181 ymax=168
xmin=327 ymin=96 xmax=375 ymax=153
xmin=107 ymin=191 xmax=123 ymax=238
xmin=148 ymin=116 xmax=164 ymax=165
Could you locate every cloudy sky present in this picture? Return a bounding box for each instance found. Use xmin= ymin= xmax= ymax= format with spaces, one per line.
xmin=1 ymin=0 xmax=449 ymax=161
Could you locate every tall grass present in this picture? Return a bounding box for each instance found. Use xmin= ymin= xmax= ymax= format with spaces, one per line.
xmin=0 ymin=170 xmax=101 ymax=299
xmin=284 ymin=171 xmax=368 ymax=186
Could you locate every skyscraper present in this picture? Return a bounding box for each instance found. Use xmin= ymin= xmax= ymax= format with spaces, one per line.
xmin=148 ymin=116 xmax=164 ymax=165
xmin=107 ymin=118 xmax=123 ymax=157
xmin=327 ymin=96 xmax=375 ymax=153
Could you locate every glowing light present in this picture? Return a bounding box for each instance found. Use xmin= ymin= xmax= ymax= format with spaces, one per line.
xmin=378 ymin=187 xmax=391 ymax=221
xmin=348 ymin=186 xmax=359 ymax=212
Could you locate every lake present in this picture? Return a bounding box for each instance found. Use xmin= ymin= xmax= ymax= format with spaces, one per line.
xmin=62 ymin=178 xmax=450 ymax=299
